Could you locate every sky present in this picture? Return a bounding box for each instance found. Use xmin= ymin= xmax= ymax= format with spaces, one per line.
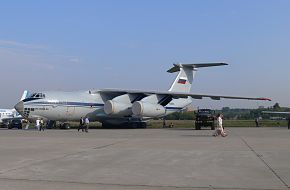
xmin=0 ymin=0 xmax=289 ymax=109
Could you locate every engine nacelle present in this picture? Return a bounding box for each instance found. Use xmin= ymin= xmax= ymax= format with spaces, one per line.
xmin=132 ymin=101 xmax=166 ymax=118
xmin=104 ymin=100 xmax=132 ymax=116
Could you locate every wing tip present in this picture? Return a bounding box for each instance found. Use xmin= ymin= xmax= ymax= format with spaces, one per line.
xmin=257 ymin=98 xmax=272 ymax=101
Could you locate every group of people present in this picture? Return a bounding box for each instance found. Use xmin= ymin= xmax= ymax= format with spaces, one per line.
xmin=35 ymin=119 xmax=45 ymax=131
xmin=78 ymin=117 xmax=90 ymax=132
xmin=33 ymin=117 xmax=90 ymax=132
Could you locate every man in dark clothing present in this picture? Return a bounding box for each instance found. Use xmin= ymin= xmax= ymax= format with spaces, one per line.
xmin=163 ymin=118 xmax=166 ymax=128
xmin=78 ymin=117 xmax=84 ymax=132
xmin=255 ymin=118 xmax=260 ymax=127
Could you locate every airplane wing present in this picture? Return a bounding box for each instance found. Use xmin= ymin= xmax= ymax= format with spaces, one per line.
xmin=94 ymin=89 xmax=271 ymax=101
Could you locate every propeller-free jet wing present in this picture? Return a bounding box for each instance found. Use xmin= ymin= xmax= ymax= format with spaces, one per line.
xmin=14 ymin=63 xmax=271 ymax=127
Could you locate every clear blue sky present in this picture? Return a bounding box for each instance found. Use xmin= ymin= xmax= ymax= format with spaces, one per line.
xmin=0 ymin=0 xmax=289 ymax=109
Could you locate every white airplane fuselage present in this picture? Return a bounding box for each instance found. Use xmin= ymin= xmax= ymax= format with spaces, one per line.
xmin=16 ymin=91 xmax=191 ymax=125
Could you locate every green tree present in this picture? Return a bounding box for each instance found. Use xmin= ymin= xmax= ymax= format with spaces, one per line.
xmin=273 ymin=103 xmax=280 ymax=110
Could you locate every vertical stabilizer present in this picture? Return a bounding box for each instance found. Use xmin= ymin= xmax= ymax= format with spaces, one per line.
xmin=168 ymin=63 xmax=227 ymax=93
xmin=20 ymin=90 xmax=29 ymax=101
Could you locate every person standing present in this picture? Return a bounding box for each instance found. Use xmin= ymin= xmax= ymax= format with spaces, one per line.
xmin=213 ymin=114 xmax=227 ymax=137
xmin=84 ymin=117 xmax=90 ymax=132
xmin=255 ymin=118 xmax=260 ymax=127
xmin=78 ymin=117 xmax=84 ymax=132
xmin=24 ymin=119 xmax=29 ymax=130
xmin=162 ymin=118 xmax=166 ymax=128
xmin=35 ymin=119 xmax=40 ymax=131
xmin=40 ymin=119 xmax=45 ymax=131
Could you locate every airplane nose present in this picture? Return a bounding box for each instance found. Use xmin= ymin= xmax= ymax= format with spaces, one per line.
xmin=14 ymin=101 xmax=24 ymax=115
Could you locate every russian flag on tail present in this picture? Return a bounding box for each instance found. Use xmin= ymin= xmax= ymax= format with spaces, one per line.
xmin=178 ymin=78 xmax=187 ymax=84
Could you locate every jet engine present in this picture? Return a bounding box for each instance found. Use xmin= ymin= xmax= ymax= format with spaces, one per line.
xmin=132 ymin=101 xmax=166 ymax=118
xmin=104 ymin=100 xmax=132 ymax=116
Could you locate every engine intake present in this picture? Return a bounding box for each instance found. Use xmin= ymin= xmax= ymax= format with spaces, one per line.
xmin=104 ymin=100 xmax=132 ymax=116
xmin=132 ymin=101 xmax=166 ymax=118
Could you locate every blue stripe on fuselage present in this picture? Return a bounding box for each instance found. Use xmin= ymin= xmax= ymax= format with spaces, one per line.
xmin=25 ymin=101 xmax=104 ymax=108
xmin=24 ymin=101 xmax=183 ymax=110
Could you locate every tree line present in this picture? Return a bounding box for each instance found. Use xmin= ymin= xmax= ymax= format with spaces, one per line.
xmin=164 ymin=103 xmax=290 ymax=120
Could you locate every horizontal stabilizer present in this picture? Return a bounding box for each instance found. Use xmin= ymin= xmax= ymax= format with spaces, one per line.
xmin=167 ymin=63 xmax=228 ymax=73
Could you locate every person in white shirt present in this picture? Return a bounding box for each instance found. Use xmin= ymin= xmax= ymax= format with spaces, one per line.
xmin=213 ymin=114 xmax=227 ymax=137
xmin=84 ymin=117 xmax=90 ymax=132
xmin=35 ymin=119 xmax=40 ymax=131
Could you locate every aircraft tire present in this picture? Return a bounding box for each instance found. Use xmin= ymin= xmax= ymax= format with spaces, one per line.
xmin=60 ymin=123 xmax=70 ymax=130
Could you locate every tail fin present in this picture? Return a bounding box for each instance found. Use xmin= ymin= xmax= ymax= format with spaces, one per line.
xmin=20 ymin=90 xmax=29 ymax=101
xmin=168 ymin=63 xmax=228 ymax=93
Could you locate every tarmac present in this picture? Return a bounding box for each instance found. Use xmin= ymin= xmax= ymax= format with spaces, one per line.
xmin=0 ymin=127 xmax=289 ymax=190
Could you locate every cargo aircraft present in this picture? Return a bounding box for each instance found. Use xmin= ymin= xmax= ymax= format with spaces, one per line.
xmin=14 ymin=63 xmax=271 ymax=128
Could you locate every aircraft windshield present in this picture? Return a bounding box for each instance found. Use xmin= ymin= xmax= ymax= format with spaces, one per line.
xmin=28 ymin=93 xmax=46 ymax=99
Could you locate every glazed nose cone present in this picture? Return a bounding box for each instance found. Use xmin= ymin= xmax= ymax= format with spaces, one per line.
xmin=14 ymin=101 xmax=24 ymax=115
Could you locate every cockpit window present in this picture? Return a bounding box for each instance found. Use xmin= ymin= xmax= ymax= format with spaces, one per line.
xmin=29 ymin=93 xmax=36 ymax=98
xmin=27 ymin=93 xmax=46 ymax=99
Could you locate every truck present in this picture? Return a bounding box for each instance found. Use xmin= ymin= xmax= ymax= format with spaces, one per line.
xmin=195 ymin=109 xmax=215 ymax=130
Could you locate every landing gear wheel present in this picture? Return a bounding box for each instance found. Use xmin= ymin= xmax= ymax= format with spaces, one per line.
xmin=60 ymin=123 xmax=70 ymax=130
xmin=102 ymin=123 xmax=111 ymax=128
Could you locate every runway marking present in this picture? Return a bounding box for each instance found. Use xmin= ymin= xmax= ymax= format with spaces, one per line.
xmin=0 ymin=177 xmax=286 ymax=190
xmin=239 ymin=137 xmax=289 ymax=189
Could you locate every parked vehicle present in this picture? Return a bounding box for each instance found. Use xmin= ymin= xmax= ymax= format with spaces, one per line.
xmin=195 ymin=109 xmax=215 ymax=130
xmin=8 ymin=119 xmax=22 ymax=129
